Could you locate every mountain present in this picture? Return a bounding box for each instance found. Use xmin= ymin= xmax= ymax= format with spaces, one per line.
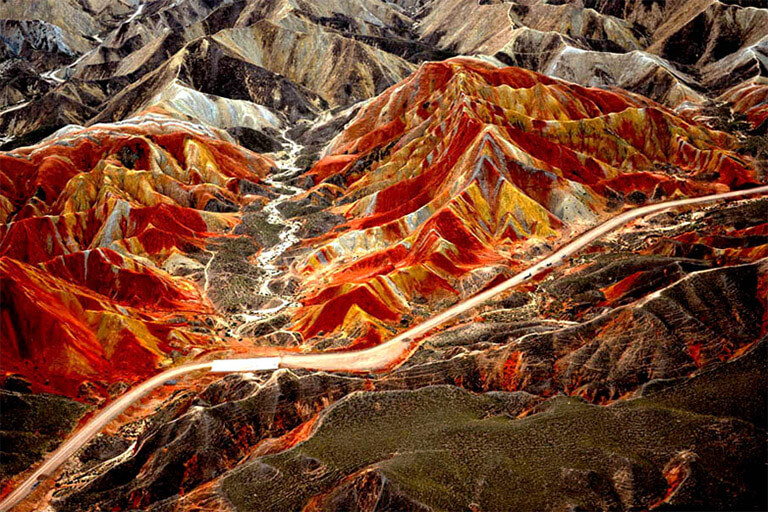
xmin=418 ymin=0 xmax=768 ymax=106
xmin=284 ymin=57 xmax=756 ymax=349
xmin=1 ymin=115 xmax=273 ymax=397
xmin=1 ymin=0 xmax=766 ymax=510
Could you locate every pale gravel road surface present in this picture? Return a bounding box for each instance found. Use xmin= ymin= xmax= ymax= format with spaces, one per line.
xmin=3 ymin=184 xmax=767 ymax=512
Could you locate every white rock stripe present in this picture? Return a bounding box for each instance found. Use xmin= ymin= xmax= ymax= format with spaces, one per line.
xmin=2 ymin=184 xmax=767 ymax=512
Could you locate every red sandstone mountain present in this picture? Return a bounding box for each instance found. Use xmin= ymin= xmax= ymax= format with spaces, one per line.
xmin=1 ymin=115 xmax=273 ymax=396
xmin=8 ymin=56 xmax=758 ymax=397
xmin=286 ymin=57 xmax=758 ymax=348
xmin=1 ymin=0 xmax=766 ymax=511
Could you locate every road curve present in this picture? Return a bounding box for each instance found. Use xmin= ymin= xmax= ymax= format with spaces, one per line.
xmin=2 ymin=184 xmax=767 ymax=512
xmin=279 ymin=184 xmax=768 ymax=371
xmin=0 ymin=362 xmax=213 ymax=512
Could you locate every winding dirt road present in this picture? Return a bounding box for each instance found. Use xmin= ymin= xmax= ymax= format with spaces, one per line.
xmin=2 ymin=184 xmax=767 ymax=512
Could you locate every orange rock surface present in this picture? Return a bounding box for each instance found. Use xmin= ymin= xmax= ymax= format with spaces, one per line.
xmin=0 ymin=115 xmax=273 ymax=397
xmin=291 ymin=58 xmax=758 ymax=347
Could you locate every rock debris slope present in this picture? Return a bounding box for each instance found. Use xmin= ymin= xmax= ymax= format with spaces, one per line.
xmin=0 ymin=0 xmax=767 ymax=511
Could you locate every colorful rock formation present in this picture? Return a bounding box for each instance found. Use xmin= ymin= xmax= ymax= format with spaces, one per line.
xmin=0 ymin=115 xmax=273 ymax=396
xmin=1 ymin=0 xmax=766 ymax=510
xmin=289 ymin=58 xmax=758 ymax=348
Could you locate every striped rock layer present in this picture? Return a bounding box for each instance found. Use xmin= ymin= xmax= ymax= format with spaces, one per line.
xmin=290 ymin=58 xmax=758 ymax=348
xmin=0 ymin=115 xmax=272 ymax=396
